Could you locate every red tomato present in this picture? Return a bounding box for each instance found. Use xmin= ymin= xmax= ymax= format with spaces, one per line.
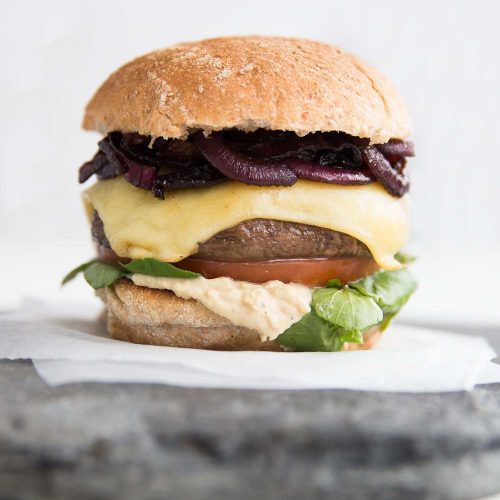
xmin=97 ymin=245 xmax=379 ymax=286
xmin=176 ymin=257 xmax=379 ymax=286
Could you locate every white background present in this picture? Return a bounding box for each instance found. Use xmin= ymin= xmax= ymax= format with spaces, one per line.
xmin=1 ymin=0 xmax=499 ymax=326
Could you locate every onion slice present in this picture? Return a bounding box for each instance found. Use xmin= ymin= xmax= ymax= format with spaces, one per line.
xmin=103 ymin=133 xmax=158 ymax=189
xmin=244 ymin=134 xmax=330 ymax=159
xmin=79 ymin=131 xmax=414 ymax=197
xmin=123 ymin=163 xmax=157 ymax=190
xmin=79 ymin=152 xmax=107 ymax=183
xmin=193 ymin=132 xmax=297 ymax=186
xmin=98 ymin=135 xmax=127 ymax=174
xmin=362 ymin=146 xmax=409 ymax=197
xmin=376 ymin=139 xmax=415 ymax=157
xmin=283 ymin=158 xmax=374 ymax=185
xmin=152 ymin=163 xmax=227 ymax=199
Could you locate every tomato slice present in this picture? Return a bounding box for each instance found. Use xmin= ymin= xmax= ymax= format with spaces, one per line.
xmin=176 ymin=257 xmax=379 ymax=287
xmin=97 ymin=244 xmax=379 ymax=286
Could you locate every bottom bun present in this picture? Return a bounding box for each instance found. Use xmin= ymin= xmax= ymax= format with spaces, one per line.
xmin=97 ymin=279 xmax=382 ymax=351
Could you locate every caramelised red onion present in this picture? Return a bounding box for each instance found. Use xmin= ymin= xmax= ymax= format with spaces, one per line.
xmin=96 ymin=159 xmax=122 ymax=180
xmin=316 ymin=143 xmax=363 ymax=169
xmin=98 ymin=134 xmax=127 ymax=174
xmin=242 ymin=133 xmax=367 ymax=170
xmin=153 ymin=137 xmax=204 ymax=163
xmin=123 ymin=163 xmax=157 ymax=190
xmin=283 ymin=158 xmax=374 ymax=185
xmin=120 ymin=133 xmax=160 ymax=167
xmin=152 ymin=163 xmax=226 ymax=199
xmin=79 ymin=130 xmax=414 ymax=198
xmin=194 ymin=132 xmax=378 ymax=188
xmin=95 ymin=133 xmax=159 ymax=189
xmin=376 ymin=139 xmax=415 ymax=157
xmin=244 ymin=133 xmax=330 ymax=159
xmin=79 ymin=152 xmax=108 ymax=183
xmin=193 ymin=132 xmax=297 ymax=186
xmin=392 ymin=157 xmax=407 ymax=174
xmin=362 ymin=146 xmax=409 ymax=197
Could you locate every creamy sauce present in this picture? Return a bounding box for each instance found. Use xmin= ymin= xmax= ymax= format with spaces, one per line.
xmin=84 ymin=177 xmax=410 ymax=270
xmin=131 ymin=274 xmax=313 ymax=341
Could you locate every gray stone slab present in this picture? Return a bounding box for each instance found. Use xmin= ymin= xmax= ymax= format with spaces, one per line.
xmin=1 ymin=359 xmax=500 ymax=500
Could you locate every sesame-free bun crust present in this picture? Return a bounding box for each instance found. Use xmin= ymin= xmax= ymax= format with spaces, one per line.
xmin=83 ymin=36 xmax=410 ymax=144
xmin=97 ymin=279 xmax=382 ymax=351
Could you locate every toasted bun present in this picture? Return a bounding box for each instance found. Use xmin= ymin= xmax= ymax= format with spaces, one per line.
xmin=83 ymin=36 xmax=410 ymax=144
xmin=97 ymin=279 xmax=382 ymax=351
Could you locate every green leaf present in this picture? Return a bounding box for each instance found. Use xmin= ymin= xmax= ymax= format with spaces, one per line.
xmin=395 ymin=252 xmax=416 ymax=265
xmin=83 ymin=262 xmax=127 ymax=289
xmin=350 ymin=268 xmax=417 ymax=313
xmin=61 ymin=260 xmax=96 ymax=286
xmin=277 ymin=313 xmax=344 ymax=352
xmin=339 ymin=329 xmax=364 ymax=344
xmin=312 ymin=287 xmax=383 ymax=331
xmin=123 ymin=258 xmax=200 ymax=279
xmin=326 ymin=278 xmax=342 ymax=289
xmin=62 ymin=257 xmax=200 ymax=289
xmin=277 ymin=261 xmax=417 ymax=352
xmin=378 ymin=312 xmax=397 ymax=332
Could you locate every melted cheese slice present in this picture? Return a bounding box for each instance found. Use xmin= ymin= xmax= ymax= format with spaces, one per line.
xmin=84 ymin=177 xmax=410 ymax=270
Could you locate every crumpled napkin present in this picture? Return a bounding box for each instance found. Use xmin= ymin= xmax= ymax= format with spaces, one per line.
xmin=0 ymin=299 xmax=499 ymax=392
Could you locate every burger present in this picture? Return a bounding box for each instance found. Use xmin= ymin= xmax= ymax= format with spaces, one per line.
xmin=63 ymin=36 xmax=417 ymax=352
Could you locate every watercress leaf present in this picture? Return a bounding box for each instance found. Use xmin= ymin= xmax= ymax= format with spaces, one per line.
xmin=394 ymin=252 xmax=416 ymax=264
xmin=312 ymin=287 xmax=383 ymax=331
xmin=339 ymin=329 xmax=364 ymax=344
xmin=379 ymin=312 xmax=397 ymax=332
xmin=83 ymin=262 xmax=127 ymax=289
xmin=326 ymin=278 xmax=342 ymax=289
xmin=350 ymin=268 xmax=417 ymax=312
xmin=123 ymin=258 xmax=200 ymax=279
xmin=277 ymin=312 xmax=344 ymax=352
xmin=61 ymin=260 xmax=96 ymax=286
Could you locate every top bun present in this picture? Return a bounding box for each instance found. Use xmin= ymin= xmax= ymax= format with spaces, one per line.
xmin=83 ymin=36 xmax=410 ymax=143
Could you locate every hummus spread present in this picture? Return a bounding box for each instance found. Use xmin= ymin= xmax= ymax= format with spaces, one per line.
xmin=131 ymin=274 xmax=313 ymax=341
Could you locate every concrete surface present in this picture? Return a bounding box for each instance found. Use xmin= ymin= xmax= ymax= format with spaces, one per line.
xmin=1 ymin=360 xmax=500 ymax=500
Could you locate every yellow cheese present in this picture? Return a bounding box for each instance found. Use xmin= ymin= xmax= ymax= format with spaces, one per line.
xmin=83 ymin=178 xmax=410 ymax=270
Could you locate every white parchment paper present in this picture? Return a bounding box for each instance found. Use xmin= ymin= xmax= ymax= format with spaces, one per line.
xmin=0 ymin=300 xmax=499 ymax=392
